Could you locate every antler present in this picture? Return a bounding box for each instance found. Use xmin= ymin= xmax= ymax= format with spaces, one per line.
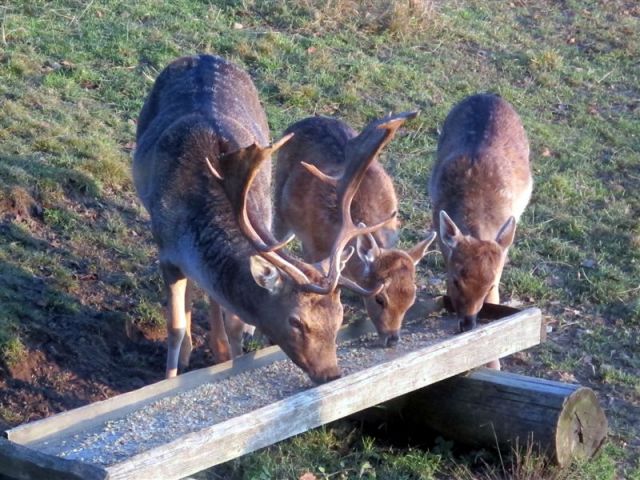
xmin=303 ymin=111 xmax=418 ymax=293
xmin=206 ymin=134 xmax=338 ymax=293
xmin=204 ymin=134 xmax=295 ymax=253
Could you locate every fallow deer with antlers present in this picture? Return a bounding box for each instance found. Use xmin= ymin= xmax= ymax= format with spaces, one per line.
xmin=133 ymin=54 xmax=393 ymax=382
xmin=430 ymin=93 xmax=532 ymax=367
xmin=274 ymin=114 xmax=436 ymax=347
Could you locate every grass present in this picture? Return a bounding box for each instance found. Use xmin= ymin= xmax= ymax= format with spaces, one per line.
xmin=0 ymin=0 xmax=639 ymax=477
xmin=201 ymin=425 xmax=444 ymax=480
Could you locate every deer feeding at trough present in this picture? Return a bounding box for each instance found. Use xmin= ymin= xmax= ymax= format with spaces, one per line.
xmin=133 ymin=54 xmax=387 ymax=383
xmin=429 ymin=93 xmax=532 ymax=367
xmin=274 ymin=114 xmax=436 ymax=347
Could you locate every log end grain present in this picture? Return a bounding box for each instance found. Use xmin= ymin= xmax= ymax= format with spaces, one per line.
xmin=555 ymin=387 xmax=608 ymax=467
xmin=384 ymin=368 xmax=608 ymax=468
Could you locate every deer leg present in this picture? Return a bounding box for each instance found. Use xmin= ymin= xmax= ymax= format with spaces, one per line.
xmin=486 ymin=284 xmax=500 ymax=305
xmin=161 ymin=263 xmax=188 ymax=379
xmin=485 ymin=282 xmax=501 ymax=370
xmin=224 ymin=311 xmax=246 ymax=358
xmin=178 ymin=280 xmax=194 ymax=370
xmin=208 ymin=299 xmax=232 ymax=363
xmin=242 ymin=323 xmax=257 ymax=349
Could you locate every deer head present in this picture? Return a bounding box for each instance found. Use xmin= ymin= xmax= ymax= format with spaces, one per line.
xmin=300 ymin=111 xmax=434 ymax=346
xmin=439 ymin=210 xmax=516 ymax=332
xmin=355 ymin=228 xmax=436 ymax=346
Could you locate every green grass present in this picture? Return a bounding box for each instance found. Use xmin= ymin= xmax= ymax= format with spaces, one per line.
xmin=1 ymin=0 xmax=639 ymax=477
xmin=200 ymin=425 xmax=444 ymax=480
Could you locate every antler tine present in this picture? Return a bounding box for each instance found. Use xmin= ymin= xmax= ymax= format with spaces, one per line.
xmin=358 ymin=222 xmax=382 ymax=258
xmin=209 ymin=135 xmax=295 ymax=253
xmin=324 ymin=211 xmax=397 ymax=293
xmin=339 ymin=275 xmax=384 ymax=297
xmin=205 ymin=134 xmax=335 ymax=292
xmin=339 ymin=111 xmax=418 ymax=203
xmin=322 ymin=111 xmax=417 ymax=292
xmin=301 ymin=162 xmax=339 ymax=186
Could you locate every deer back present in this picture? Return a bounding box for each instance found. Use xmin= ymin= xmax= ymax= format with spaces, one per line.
xmin=274 ymin=116 xmax=399 ymax=259
xmin=429 ymin=93 xmax=532 ymax=331
xmin=134 ymin=55 xmax=272 ymax=238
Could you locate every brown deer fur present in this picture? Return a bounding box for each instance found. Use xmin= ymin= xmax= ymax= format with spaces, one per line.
xmin=430 ymin=93 xmax=532 ymax=346
xmin=275 ymin=115 xmax=436 ymax=346
xmin=133 ymin=55 xmax=360 ymax=383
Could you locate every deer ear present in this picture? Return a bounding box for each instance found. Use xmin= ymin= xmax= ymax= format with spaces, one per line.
xmin=495 ymin=216 xmax=516 ymax=250
xmin=407 ymin=231 xmax=437 ymax=265
xmin=439 ymin=211 xmax=461 ymax=250
xmin=356 ymin=223 xmax=380 ymax=265
xmin=249 ymin=256 xmax=283 ymax=293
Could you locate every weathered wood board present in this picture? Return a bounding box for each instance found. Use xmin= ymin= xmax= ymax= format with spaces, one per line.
xmin=3 ymin=297 xmax=543 ymax=480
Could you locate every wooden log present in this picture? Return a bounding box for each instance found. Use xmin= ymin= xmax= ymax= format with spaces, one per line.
xmin=0 ymin=438 xmax=108 ymax=480
xmin=397 ymin=368 xmax=607 ymax=467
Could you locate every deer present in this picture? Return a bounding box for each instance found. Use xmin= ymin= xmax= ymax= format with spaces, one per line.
xmin=274 ymin=114 xmax=437 ymax=347
xmin=429 ymin=93 xmax=532 ymax=368
xmin=133 ymin=54 xmax=394 ymax=383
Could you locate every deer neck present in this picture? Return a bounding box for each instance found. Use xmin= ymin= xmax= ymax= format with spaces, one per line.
xmin=194 ymin=233 xmax=275 ymax=327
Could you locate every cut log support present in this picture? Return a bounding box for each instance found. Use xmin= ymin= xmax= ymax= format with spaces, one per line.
xmin=397 ymin=368 xmax=607 ymax=467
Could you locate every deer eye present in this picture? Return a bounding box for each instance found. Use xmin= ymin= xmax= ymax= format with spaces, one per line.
xmin=289 ymin=316 xmax=305 ymax=334
xmin=453 ymin=279 xmax=461 ymax=290
xmin=374 ymin=294 xmax=386 ymax=307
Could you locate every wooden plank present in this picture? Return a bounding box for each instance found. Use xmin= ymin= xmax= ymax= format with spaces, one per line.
xmin=442 ymin=297 xmax=547 ymax=341
xmin=6 ymin=341 xmax=286 ymax=447
xmin=5 ymin=319 xmax=375 ymax=447
xmin=105 ymin=307 xmax=542 ymax=480
xmin=0 ymin=438 xmax=108 ymax=480
xmin=6 ymin=295 xmax=537 ymax=480
xmin=7 ymin=297 xmax=443 ymax=447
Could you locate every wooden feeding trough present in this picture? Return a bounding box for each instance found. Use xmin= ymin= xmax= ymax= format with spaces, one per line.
xmin=1 ymin=296 xmax=574 ymax=479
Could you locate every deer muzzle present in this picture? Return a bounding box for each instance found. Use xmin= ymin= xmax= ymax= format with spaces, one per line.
xmin=309 ymin=365 xmax=341 ymax=384
xmin=378 ymin=330 xmax=400 ymax=348
xmin=459 ymin=314 xmax=477 ymax=333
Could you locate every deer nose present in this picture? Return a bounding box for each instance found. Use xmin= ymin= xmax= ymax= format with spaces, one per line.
xmin=310 ymin=367 xmax=341 ymax=385
xmin=380 ymin=330 xmax=400 ymax=348
xmin=459 ymin=314 xmax=477 ymax=332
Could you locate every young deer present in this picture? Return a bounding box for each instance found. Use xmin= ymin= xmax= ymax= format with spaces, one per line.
xmin=430 ymin=93 xmax=532 ymax=343
xmin=274 ymin=114 xmax=436 ymax=347
xmin=133 ymin=55 xmax=390 ymax=382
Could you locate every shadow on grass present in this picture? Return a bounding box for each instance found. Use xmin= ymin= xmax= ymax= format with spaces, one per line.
xmin=0 ymin=154 xmax=101 ymax=201
xmin=0 ymin=252 xmax=167 ymax=421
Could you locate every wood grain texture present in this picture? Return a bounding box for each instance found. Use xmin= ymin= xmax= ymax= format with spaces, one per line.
xmin=7 ymin=342 xmax=289 ymax=447
xmin=105 ymin=307 xmax=542 ymax=480
xmin=5 ymin=297 xmax=542 ymax=480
